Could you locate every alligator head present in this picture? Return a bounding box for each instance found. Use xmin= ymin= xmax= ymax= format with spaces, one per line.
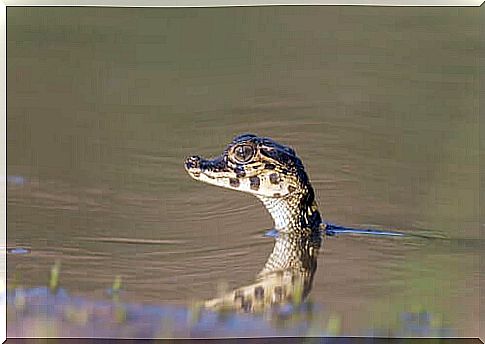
xmin=185 ymin=134 xmax=323 ymax=312
xmin=185 ymin=133 xmax=322 ymax=235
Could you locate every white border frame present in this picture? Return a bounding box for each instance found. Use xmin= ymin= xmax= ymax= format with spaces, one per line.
xmin=3 ymin=0 xmax=485 ymax=6
xmin=1 ymin=2 xmax=6 ymax=343
xmin=1 ymin=2 xmax=482 ymax=343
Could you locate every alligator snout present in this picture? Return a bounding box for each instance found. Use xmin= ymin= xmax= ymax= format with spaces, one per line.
xmin=185 ymin=156 xmax=202 ymax=171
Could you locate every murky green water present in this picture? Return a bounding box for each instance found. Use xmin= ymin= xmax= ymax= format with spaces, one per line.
xmin=7 ymin=6 xmax=481 ymax=337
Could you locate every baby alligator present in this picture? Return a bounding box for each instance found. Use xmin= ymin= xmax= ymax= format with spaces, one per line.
xmin=184 ymin=134 xmax=402 ymax=313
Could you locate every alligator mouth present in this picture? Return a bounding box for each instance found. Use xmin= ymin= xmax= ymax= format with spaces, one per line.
xmin=184 ymin=156 xmax=203 ymax=177
xmin=184 ymin=155 xmax=229 ymax=180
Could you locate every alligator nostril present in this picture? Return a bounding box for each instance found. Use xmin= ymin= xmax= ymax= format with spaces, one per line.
xmin=185 ymin=156 xmax=201 ymax=169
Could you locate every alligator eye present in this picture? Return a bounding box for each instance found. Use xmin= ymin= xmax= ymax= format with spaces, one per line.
xmin=233 ymin=145 xmax=255 ymax=163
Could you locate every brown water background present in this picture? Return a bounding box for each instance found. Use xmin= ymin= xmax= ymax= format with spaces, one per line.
xmin=7 ymin=7 xmax=481 ymax=337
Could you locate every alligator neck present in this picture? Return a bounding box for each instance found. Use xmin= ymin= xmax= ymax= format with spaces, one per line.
xmin=256 ymin=187 xmax=323 ymax=275
xmin=256 ymin=187 xmax=322 ymax=234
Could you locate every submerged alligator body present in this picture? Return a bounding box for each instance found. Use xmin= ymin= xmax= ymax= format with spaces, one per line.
xmin=185 ymin=134 xmax=325 ymax=313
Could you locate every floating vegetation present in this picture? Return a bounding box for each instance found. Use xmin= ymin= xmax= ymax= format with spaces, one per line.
xmin=49 ymin=260 xmax=61 ymax=292
xmin=112 ymin=275 xmax=122 ymax=293
xmin=113 ymin=303 xmax=127 ymax=324
xmin=109 ymin=275 xmax=123 ymax=302
xmin=7 ymin=255 xmax=455 ymax=337
xmin=326 ymin=313 xmax=342 ymax=336
xmin=109 ymin=276 xmax=127 ymax=323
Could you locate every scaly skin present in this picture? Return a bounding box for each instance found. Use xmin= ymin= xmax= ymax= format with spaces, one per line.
xmin=185 ymin=134 xmax=324 ymax=313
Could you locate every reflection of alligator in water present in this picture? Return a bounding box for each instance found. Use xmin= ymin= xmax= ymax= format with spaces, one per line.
xmin=185 ymin=134 xmax=324 ymax=313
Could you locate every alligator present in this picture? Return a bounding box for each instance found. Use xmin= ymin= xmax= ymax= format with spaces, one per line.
xmin=185 ymin=133 xmax=326 ymax=313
